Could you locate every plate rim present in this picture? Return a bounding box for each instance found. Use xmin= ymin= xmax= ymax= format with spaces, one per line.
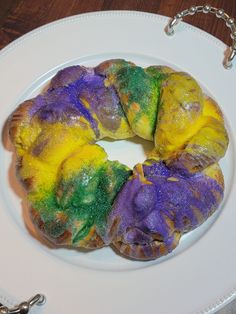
xmin=0 ymin=10 xmax=228 ymax=58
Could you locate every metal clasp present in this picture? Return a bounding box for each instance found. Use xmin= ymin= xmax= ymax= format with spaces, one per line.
xmin=165 ymin=4 xmax=236 ymax=69
xmin=0 ymin=294 xmax=45 ymax=314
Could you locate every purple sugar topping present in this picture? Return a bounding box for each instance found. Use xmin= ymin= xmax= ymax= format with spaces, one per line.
xmin=29 ymin=65 xmax=125 ymax=135
xmin=33 ymin=84 xmax=100 ymax=137
xmin=105 ymin=161 xmax=223 ymax=252
xmin=50 ymin=65 xmax=90 ymax=88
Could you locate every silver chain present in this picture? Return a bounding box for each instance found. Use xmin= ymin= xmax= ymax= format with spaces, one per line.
xmin=0 ymin=294 xmax=45 ymax=314
xmin=165 ymin=4 xmax=236 ymax=69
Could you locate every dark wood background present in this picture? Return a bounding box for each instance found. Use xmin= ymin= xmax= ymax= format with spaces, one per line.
xmin=0 ymin=0 xmax=236 ymax=50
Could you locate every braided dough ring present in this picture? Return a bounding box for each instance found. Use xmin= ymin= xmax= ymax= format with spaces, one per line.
xmin=7 ymin=59 xmax=228 ymax=260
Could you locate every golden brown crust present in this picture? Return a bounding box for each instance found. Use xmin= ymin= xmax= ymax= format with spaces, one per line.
xmin=30 ymin=207 xmax=105 ymax=249
xmin=112 ymin=231 xmax=181 ymax=261
xmin=8 ymin=99 xmax=34 ymax=144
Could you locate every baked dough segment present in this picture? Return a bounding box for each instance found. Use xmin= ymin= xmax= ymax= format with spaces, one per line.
xmin=105 ymin=160 xmax=224 ymax=260
xmin=96 ymin=59 xmax=168 ymax=140
xmin=152 ymin=73 xmax=229 ymax=173
xmin=22 ymin=143 xmax=131 ymax=248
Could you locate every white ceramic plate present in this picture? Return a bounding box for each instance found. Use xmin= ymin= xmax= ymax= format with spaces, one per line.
xmin=0 ymin=11 xmax=235 ymax=314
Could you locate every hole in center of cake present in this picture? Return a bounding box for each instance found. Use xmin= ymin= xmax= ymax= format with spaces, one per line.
xmin=99 ymin=136 xmax=154 ymax=168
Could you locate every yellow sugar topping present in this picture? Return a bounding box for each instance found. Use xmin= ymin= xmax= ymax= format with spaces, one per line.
xmin=61 ymin=144 xmax=107 ymax=180
xmin=20 ymin=152 xmax=57 ymax=192
xmin=203 ymin=96 xmax=224 ymax=122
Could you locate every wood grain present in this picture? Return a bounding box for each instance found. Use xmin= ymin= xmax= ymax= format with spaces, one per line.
xmin=0 ymin=0 xmax=235 ymax=50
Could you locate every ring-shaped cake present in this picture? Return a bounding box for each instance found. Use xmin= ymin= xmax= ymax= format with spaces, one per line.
xmin=7 ymin=59 xmax=228 ymax=260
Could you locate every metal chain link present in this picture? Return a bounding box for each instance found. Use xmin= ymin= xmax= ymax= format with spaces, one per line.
xmin=165 ymin=4 xmax=236 ymax=69
xmin=0 ymin=294 xmax=45 ymax=314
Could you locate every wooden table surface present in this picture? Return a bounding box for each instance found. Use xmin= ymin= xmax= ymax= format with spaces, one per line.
xmin=0 ymin=0 xmax=236 ymax=50
xmin=0 ymin=1 xmax=235 ymax=313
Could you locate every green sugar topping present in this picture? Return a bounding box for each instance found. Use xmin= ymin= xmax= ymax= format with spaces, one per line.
xmin=113 ymin=66 xmax=167 ymax=138
xmin=31 ymin=160 xmax=131 ymax=243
